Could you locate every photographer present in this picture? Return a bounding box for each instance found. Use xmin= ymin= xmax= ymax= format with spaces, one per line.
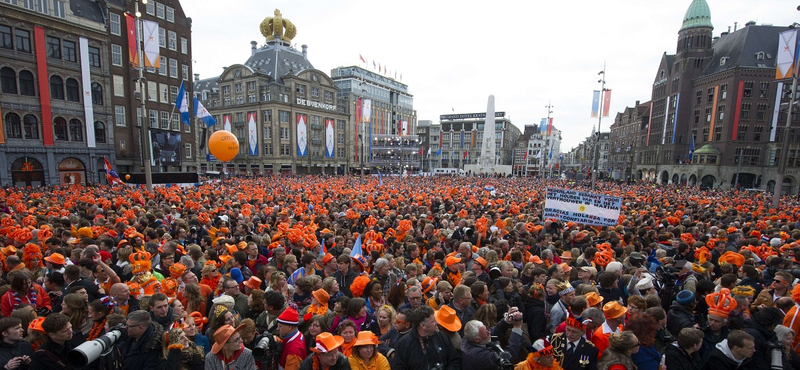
xmin=461 ymin=307 xmax=525 ymax=370
xmin=0 ymin=317 xmax=33 ymax=370
xmin=118 ymin=310 xmax=164 ymax=370
xmin=394 ymin=305 xmax=460 ymax=370
xmin=742 ymin=307 xmax=784 ymax=370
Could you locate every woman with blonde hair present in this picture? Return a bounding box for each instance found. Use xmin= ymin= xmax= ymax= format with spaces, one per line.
xmin=348 ymin=331 xmax=390 ymax=370
xmin=375 ymin=305 xmax=395 ymax=336
xmin=598 ymin=331 xmax=640 ymax=370
xmin=266 ymin=271 xmax=294 ymax=302
xmin=61 ymin=292 xmax=91 ymax=335
xmin=473 ymin=303 xmax=498 ymax=329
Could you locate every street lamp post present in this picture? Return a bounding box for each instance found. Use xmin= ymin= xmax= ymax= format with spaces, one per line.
xmin=775 ymin=67 xmax=799 ymax=204
xmin=132 ymin=0 xmax=153 ymax=191
xmin=734 ymin=146 xmax=751 ymax=189
xmin=592 ymin=66 xmax=607 ymax=191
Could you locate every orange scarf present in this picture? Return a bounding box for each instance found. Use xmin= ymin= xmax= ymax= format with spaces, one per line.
xmin=524 ymin=354 xmax=564 ymax=370
xmin=341 ymin=340 xmax=355 ymax=357
xmin=447 ymin=270 xmax=462 ymax=287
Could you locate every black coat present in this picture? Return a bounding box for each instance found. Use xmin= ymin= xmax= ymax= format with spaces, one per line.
xmin=394 ymin=329 xmax=461 ymax=370
xmin=703 ymin=345 xmax=754 ymax=370
xmin=667 ymin=302 xmax=696 ymax=338
xmin=0 ymin=339 xmax=34 ymax=370
xmin=742 ymin=320 xmax=777 ymax=370
xmin=378 ymin=327 xmax=411 ymax=367
xmin=29 ymin=339 xmax=78 ymax=370
xmin=665 ymin=344 xmax=703 ymax=370
xmin=550 ymin=333 xmax=598 ymax=370
xmin=118 ymin=322 xmax=164 ymax=370
xmin=523 ymin=297 xmax=548 ymax=342
xmin=700 ymin=326 xmax=729 ymax=362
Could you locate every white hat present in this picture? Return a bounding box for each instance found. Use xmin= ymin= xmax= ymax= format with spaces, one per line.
xmin=212 ymin=295 xmax=235 ymax=306
xmin=770 ymin=238 xmax=783 ymax=247
xmin=605 ymin=261 xmax=623 ymax=273
xmin=636 ymin=277 xmax=654 ymax=291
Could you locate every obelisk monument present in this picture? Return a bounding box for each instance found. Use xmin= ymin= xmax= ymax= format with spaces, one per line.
xmin=466 ymin=95 xmax=511 ymax=175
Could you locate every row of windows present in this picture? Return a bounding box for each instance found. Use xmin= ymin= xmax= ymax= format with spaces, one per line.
xmin=3 ymin=0 xmax=66 ymax=19
xmin=4 ymin=113 xmax=106 ymax=143
xmin=0 ymin=68 xmax=106 ymax=104
xmin=1 ymin=26 xmax=102 ymax=67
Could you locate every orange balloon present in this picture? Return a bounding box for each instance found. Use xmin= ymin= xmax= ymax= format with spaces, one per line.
xmin=208 ymin=130 xmax=239 ymax=162
xmin=125 ymin=174 xmax=131 ymax=180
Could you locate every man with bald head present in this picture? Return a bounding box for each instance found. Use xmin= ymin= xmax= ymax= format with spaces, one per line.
xmin=109 ymin=283 xmax=139 ymax=316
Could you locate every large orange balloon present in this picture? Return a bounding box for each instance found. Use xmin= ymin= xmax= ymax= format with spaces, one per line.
xmin=208 ymin=130 xmax=239 ymax=162
xmin=125 ymin=174 xmax=131 ymax=180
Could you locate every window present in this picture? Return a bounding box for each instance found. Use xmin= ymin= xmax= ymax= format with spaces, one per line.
xmin=702 ymin=127 xmax=709 ymax=142
xmin=5 ymin=113 xmax=21 ymax=138
xmin=182 ymin=64 xmax=188 ymax=81
xmin=707 ymin=87 xmax=714 ymax=103
xmin=170 ymin=86 xmax=178 ymax=103
xmin=147 ymin=81 xmax=157 ymax=102
xmin=1 ymin=67 xmax=17 ymax=94
xmin=279 ymin=110 xmax=290 ymax=123
xmin=171 ymin=112 xmax=179 ymax=131
xmin=110 ymin=75 xmax=124 ymax=97
xmin=168 ymin=31 xmax=176 ymax=51
xmin=737 ymin=125 xmax=748 ymax=141
xmin=146 ymin=1 xmax=155 ymax=15
xmin=63 ymin=40 xmax=76 ymax=62
xmin=296 ymin=84 xmax=305 ymax=95
xmin=720 ymin=84 xmax=727 ymax=100
xmin=694 ymin=109 xmax=700 ymax=124
xmin=263 ymin=126 xmax=272 ymax=139
xmin=19 ymin=70 xmax=34 ymax=96
xmin=65 ymin=78 xmax=80 ymax=102
xmin=166 ymin=7 xmax=175 ymax=22
xmin=180 ymin=37 xmax=187 ymax=54
xmin=760 ymin=82 xmax=769 ymax=98
xmin=52 ymin=0 xmax=65 ymax=18
xmin=159 ymin=83 xmax=168 ymax=103
xmin=156 ymin=2 xmax=165 ymax=18
xmin=263 ymin=143 xmax=272 ymax=155
xmin=68 ymin=119 xmax=82 ymax=141
xmin=158 ymin=28 xmax=165 ymax=48
xmin=235 ymin=83 xmax=242 ymax=93
xmin=184 ymin=143 xmax=192 ymax=159
xmin=94 ymin=121 xmax=106 ymax=143
xmin=310 ymin=87 xmax=319 ymax=98
xmin=23 ymin=114 xmax=38 ymax=139
xmin=705 ymin=107 xmax=712 ymax=123
xmin=717 ymin=105 xmax=725 ymax=121
xmin=15 ymin=29 xmax=30 ymax=53
xmin=111 ymin=44 xmax=122 ymax=66
xmin=263 ymin=110 xmax=272 ymax=123
xmin=137 ymin=108 xmax=142 ymax=126
xmin=754 ymin=125 xmax=764 ymax=141
xmin=280 ymin=144 xmax=290 ymax=156
xmin=0 ymin=25 xmax=12 ymax=49
xmin=743 ymin=81 xmax=753 ymax=98
xmin=110 ymin=13 xmax=121 ymax=35
xmin=169 ymin=58 xmax=177 ymax=78
xmin=741 ymin=102 xmax=751 ymax=119
xmin=160 ymin=111 xmax=169 ymax=129
xmin=714 ymin=125 xmax=722 ymax=141
xmin=159 ymin=56 xmax=167 ymax=75
xmin=248 ymin=81 xmax=256 ymax=91
xmin=46 ymin=36 xmax=61 ymax=59
xmin=756 ymin=103 xmax=768 ymax=120
xmin=223 ymin=86 xmax=230 ymax=95
xmin=325 ymin=91 xmax=333 ymax=103
xmin=53 ymin=117 xmax=67 ymax=140
xmin=88 ymin=46 xmax=101 ymax=67
xmin=249 ymin=94 xmax=256 ymax=103
xmin=50 ymin=75 xmax=64 ymax=100
xmin=115 ymin=106 xmax=126 ymax=126
xmin=280 ymin=127 xmax=289 ymax=139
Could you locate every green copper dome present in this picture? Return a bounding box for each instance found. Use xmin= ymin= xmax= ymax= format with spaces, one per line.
xmin=680 ymin=0 xmax=713 ymax=31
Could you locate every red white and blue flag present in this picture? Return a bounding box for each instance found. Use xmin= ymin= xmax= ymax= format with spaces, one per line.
xmin=103 ymin=157 xmax=125 ymax=186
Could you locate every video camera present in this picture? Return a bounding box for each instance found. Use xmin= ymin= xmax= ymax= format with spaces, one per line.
xmin=252 ymin=333 xmax=283 ymax=370
xmin=67 ymin=325 xmax=126 ymax=368
xmin=487 ymin=340 xmax=514 ymax=370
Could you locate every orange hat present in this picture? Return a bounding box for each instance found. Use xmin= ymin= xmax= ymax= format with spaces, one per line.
xmin=445 ymin=256 xmax=461 ymax=267
xmin=351 ymin=254 xmax=368 ymax=272
xmin=529 ymin=255 xmax=544 ymax=264
xmin=312 ymin=288 xmax=330 ymax=306
xmin=310 ymin=332 xmax=345 ymax=353
xmin=565 ymin=314 xmax=587 ymax=331
xmin=421 ymin=276 xmax=438 ymax=294
xmin=129 ymin=251 xmax=152 ymax=274
xmin=584 ymin=292 xmax=604 ymax=307
xmin=560 ymin=251 xmax=573 ymax=260
xmin=243 ymin=276 xmax=262 ymax=290
xmin=718 ymin=251 xmax=745 ymax=268
xmin=162 ymin=278 xmax=178 ymax=297
xmin=168 ymin=263 xmax=186 ymax=279
xmin=474 ymin=256 xmax=487 ymax=269
xmin=602 ymin=301 xmax=627 ymax=319
xmin=189 ymin=311 xmax=208 ymax=331
xmin=322 ymin=253 xmax=335 ymax=266
xmin=353 ymin=331 xmax=380 ymax=347
xmin=706 ymin=288 xmax=737 ymax=319
xmin=43 ymin=253 xmax=66 ymax=265
xmin=559 ymin=262 xmax=572 ymax=274
xmin=211 ymin=324 xmax=245 ymax=354
xmin=0 ymin=246 xmax=16 ymax=256
xmin=435 ymin=305 xmax=462 ymax=332
xmin=29 ymin=317 xmax=45 ymax=333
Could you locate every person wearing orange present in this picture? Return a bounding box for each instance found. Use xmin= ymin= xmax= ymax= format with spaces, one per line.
xmin=1 ymin=269 xmax=50 ymax=317
xmin=515 ymin=338 xmax=564 ymax=370
xmin=592 ymin=302 xmax=626 ymax=359
xmin=205 ymin=324 xmax=256 ymax=370
xmin=299 ymin=332 xmax=349 ymax=370
xmin=348 ymin=331 xmax=390 ymax=370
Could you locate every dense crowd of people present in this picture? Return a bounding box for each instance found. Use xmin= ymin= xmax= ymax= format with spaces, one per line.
xmin=0 ymin=175 xmax=796 ymax=370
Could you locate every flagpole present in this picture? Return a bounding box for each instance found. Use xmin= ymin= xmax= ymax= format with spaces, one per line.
xmin=592 ymin=63 xmax=606 ymax=191
xmin=134 ymin=0 xmax=153 ymax=192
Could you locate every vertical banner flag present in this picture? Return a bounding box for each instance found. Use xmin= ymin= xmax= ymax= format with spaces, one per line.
xmin=141 ymin=20 xmax=160 ymax=68
xmin=547 ymin=118 xmax=553 ymax=135
xmin=355 ymin=97 xmax=361 ymax=160
xmin=248 ymin=112 xmax=258 ymax=155
xmin=776 ymin=30 xmax=798 ymax=79
xmin=194 ymin=97 xmax=216 ymax=127
xmin=297 ymin=113 xmax=307 ymax=156
xmin=427 ymin=146 xmax=431 ymax=157
xmin=125 ymin=13 xmax=138 ymax=67
xmin=34 ymin=27 xmax=53 ymax=146
xmin=602 ymin=90 xmax=612 ymax=117
xmin=671 ymin=93 xmax=680 ymax=143
xmin=463 ymin=150 xmax=468 ymax=159
xmin=176 ymin=82 xmax=190 ymax=126
xmin=688 ymin=135 xmax=695 ymax=161
xmin=540 ymin=118 xmax=547 ymax=134
xmin=325 ymin=119 xmax=335 ymax=158
xmin=223 ymin=115 xmax=231 ymax=132
xmin=436 ymin=130 xmax=442 ymax=156
xmin=549 ymin=142 xmax=554 ymax=159
xmin=471 ymin=131 xmax=476 ymax=148
xmin=460 ymin=131 xmax=465 ymax=149
xmin=103 ymin=157 xmax=125 ymax=186
xmin=402 ymin=120 xmax=408 ymax=136
xmin=79 ymin=37 xmax=96 ymax=148
xmin=661 ymin=95 xmax=670 ymax=145
xmin=772 ymin=81 xmax=784 ymax=141
xmin=591 ymin=90 xmax=601 ymax=117
xmin=362 ymin=99 xmax=372 ymax=125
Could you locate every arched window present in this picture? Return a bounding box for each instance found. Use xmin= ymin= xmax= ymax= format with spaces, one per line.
xmin=91 ymin=82 xmax=103 ymax=105
xmin=18 ymin=70 xmax=34 ymax=96
xmin=65 ymin=78 xmax=80 ymax=102
xmin=4 ymin=113 xmax=21 ymax=138
xmin=53 ymin=117 xmax=68 ymax=141
xmin=23 ymin=114 xmax=38 ymax=139
xmin=94 ymin=121 xmax=106 ymax=143
xmin=68 ymin=118 xmax=82 ymax=141
xmin=50 ymin=75 xmax=64 ymax=100
xmin=1 ymin=67 xmax=17 ymax=94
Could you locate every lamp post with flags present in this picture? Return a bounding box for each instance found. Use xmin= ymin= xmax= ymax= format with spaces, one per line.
xmin=592 ymin=65 xmax=608 ymax=190
xmin=131 ymin=0 xmax=153 ymax=191
xmin=774 ymin=24 xmax=800 ymax=206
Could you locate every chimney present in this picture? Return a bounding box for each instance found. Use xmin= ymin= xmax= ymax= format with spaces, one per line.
xmin=302 ymin=44 xmax=308 ymax=59
xmin=734 ymin=22 xmax=738 ymax=32
xmin=250 ymin=41 xmax=257 ymax=56
xmin=193 ymin=73 xmax=199 ymax=83
xmin=635 ymin=100 xmax=640 ymax=106
xmin=745 ymin=20 xmax=756 ymax=27
xmin=727 ymin=26 xmax=731 ymax=33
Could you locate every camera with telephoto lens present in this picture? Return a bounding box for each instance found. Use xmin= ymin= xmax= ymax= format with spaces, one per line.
xmin=431 ymin=363 xmax=444 ymax=370
xmin=252 ymin=333 xmax=283 ymax=370
xmin=488 ymin=340 xmax=514 ymax=370
xmin=67 ymin=324 xmax=126 ymax=368
xmin=768 ymin=339 xmax=783 ymax=370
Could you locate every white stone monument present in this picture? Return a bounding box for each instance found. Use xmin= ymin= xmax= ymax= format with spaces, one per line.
xmin=465 ymin=95 xmax=512 ymax=175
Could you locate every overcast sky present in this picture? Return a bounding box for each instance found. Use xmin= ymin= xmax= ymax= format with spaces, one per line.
xmin=184 ymin=0 xmax=796 ymax=151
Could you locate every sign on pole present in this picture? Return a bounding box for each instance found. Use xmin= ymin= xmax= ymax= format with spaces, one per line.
xmin=543 ymin=188 xmax=621 ymax=226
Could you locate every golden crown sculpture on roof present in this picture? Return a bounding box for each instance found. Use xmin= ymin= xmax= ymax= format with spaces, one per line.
xmin=260 ymin=9 xmax=296 ymax=42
